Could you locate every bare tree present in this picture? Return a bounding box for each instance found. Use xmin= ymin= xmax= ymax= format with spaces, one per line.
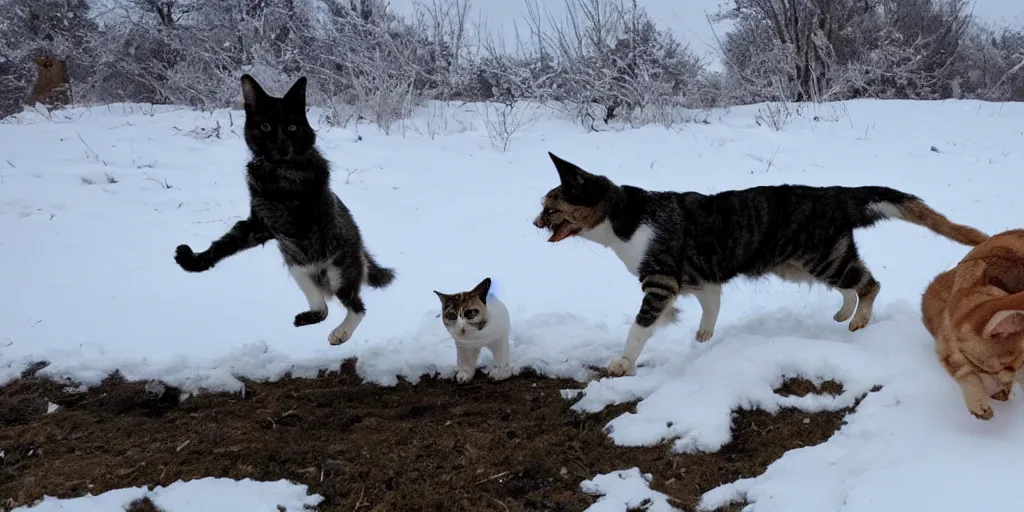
xmin=413 ymin=0 xmax=475 ymax=98
xmin=714 ymin=0 xmax=883 ymax=102
xmin=715 ymin=0 xmax=975 ymax=103
xmin=512 ymin=0 xmax=705 ymax=129
xmin=955 ymin=22 xmax=1024 ymax=101
xmin=0 ymin=0 xmax=97 ymax=116
xmin=1 ymin=0 xmax=1020 ymax=129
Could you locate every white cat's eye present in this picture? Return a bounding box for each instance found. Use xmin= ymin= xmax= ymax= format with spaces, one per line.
xmin=445 ymin=312 xmax=457 ymax=321
xmin=260 ymin=122 xmax=271 ymax=132
xmin=464 ymin=309 xmax=478 ymax=320
xmin=287 ymin=125 xmax=297 ymax=132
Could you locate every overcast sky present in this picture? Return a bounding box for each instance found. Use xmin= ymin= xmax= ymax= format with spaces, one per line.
xmin=388 ymin=0 xmax=1024 ymax=69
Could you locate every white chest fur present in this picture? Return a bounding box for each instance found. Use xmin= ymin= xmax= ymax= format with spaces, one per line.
xmin=581 ymin=220 xmax=654 ymax=277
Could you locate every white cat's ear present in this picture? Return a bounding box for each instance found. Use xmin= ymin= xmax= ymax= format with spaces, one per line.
xmin=471 ymin=277 xmax=492 ymax=303
xmin=983 ymin=310 xmax=1024 ymax=338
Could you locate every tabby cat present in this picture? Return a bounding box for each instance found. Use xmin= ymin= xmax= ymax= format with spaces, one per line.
xmin=533 ymin=152 xmax=987 ymax=377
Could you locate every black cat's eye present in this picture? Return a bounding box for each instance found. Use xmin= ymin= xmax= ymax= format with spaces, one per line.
xmin=260 ymin=122 xmax=272 ymax=132
xmin=464 ymin=309 xmax=478 ymax=320
xmin=287 ymin=125 xmax=297 ymax=132
xmin=444 ymin=311 xmax=457 ymax=321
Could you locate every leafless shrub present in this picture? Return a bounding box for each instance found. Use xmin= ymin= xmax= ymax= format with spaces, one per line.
xmin=411 ymin=100 xmax=451 ymax=140
xmin=954 ymin=22 xmax=1024 ymax=101
xmin=184 ymin=121 xmax=222 ymax=140
xmin=714 ymin=0 xmax=977 ymax=104
xmin=145 ymin=175 xmax=173 ymax=189
xmin=344 ymin=165 xmax=382 ymax=185
xmin=479 ymin=100 xmax=540 ymax=151
xmin=319 ymin=98 xmax=360 ymax=129
xmin=801 ymin=101 xmax=852 ymax=125
xmin=0 ymin=0 xmax=96 ymax=117
xmin=412 ymin=0 xmax=476 ymax=99
xmin=1 ymin=0 xmax=1022 ymax=129
xmin=755 ymin=101 xmax=795 ymax=131
xmin=517 ymin=0 xmax=707 ymax=130
xmin=349 ymin=73 xmax=418 ymax=135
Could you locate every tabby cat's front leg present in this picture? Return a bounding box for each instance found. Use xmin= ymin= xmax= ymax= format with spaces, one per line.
xmin=956 ymin=371 xmax=994 ymax=420
xmin=607 ymin=274 xmax=680 ymax=377
xmin=175 ymin=217 xmax=273 ymax=273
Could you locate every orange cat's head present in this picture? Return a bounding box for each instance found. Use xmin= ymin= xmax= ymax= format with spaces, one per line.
xmin=956 ymin=296 xmax=1024 ymax=382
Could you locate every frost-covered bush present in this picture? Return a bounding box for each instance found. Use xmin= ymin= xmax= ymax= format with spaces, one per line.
xmin=1 ymin=0 xmax=1021 ymax=127
xmin=716 ymin=0 xmax=984 ymax=104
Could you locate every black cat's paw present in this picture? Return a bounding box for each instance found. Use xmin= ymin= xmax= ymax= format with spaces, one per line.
xmin=175 ymin=244 xmax=212 ymax=272
xmin=294 ymin=310 xmax=328 ymax=327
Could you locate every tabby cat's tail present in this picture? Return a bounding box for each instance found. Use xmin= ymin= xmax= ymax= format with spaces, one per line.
xmin=852 ymin=186 xmax=989 ymax=247
xmin=364 ymin=251 xmax=396 ymax=289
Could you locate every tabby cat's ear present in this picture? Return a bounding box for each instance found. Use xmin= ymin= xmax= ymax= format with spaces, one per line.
xmin=283 ymin=76 xmax=307 ymax=111
xmin=471 ymin=277 xmax=492 ymax=304
xmin=433 ymin=290 xmax=450 ymax=303
xmin=548 ymin=152 xmax=592 ymax=189
xmin=240 ymin=74 xmax=268 ymax=112
xmin=983 ymin=310 xmax=1024 ymax=338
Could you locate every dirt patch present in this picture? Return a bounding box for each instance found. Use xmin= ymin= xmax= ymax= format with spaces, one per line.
xmin=0 ymin=361 xmax=874 ymax=511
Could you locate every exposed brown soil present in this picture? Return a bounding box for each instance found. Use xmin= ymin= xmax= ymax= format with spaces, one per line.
xmin=0 ymin=360 xmax=874 ymax=512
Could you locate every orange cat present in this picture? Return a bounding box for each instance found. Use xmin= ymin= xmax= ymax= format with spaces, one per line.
xmin=922 ymin=229 xmax=1024 ymax=420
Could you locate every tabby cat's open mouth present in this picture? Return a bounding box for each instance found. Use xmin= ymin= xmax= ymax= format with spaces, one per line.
xmin=547 ymin=221 xmax=580 ymax=243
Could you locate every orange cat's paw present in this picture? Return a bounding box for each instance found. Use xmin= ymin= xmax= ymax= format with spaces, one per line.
xmin=992 ymin=389 xmax=1011 ymax=402
xmin=969 ymin=402 xmax=994 ymax=420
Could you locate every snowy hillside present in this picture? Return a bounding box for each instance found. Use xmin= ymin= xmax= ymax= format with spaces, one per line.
xmin=2 ymin=98 xmax=1024 ymax=511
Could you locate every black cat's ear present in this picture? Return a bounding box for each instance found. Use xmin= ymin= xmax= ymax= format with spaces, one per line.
xmin=549 ymin=152 xmax=592 ymax=189
xmin=283 ymin=76 xmax=307 ymax=110
xmin=471 ymin=277 xmax=492 ymax=304
xmin=241 ymin=74 xmax=268 ymax=112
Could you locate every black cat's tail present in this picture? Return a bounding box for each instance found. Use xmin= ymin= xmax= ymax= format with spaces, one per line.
xmin=848 ymin=186 xmax=988 ymax=246
xmin=364 ymin=251 xmax=396 ymax=289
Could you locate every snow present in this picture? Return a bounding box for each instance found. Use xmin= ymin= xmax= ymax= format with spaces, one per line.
xmin=581 ymin=468 xmax=676 ymax=512
xmin=13 ymin=477 xmax=323 ymax=511
xmin=2 ymin=98 xmax=1024 ymax=511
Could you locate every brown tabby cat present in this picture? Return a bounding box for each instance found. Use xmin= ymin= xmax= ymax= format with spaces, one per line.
xmin=922 ymin=229 xmax=1024 ymax=420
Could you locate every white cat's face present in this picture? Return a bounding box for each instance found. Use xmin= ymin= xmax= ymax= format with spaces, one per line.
xmin=444 ymin=307 xmax=486 ymax=337
xmin=434 ymin=278 xmax=492 ymax=338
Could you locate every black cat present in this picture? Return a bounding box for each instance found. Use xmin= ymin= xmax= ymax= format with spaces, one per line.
xmin=174 ymin=75 xmax=395 ymax=345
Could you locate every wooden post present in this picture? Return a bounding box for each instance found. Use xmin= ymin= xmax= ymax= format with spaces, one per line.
xmin=30 ymin=57 xmax=72 ymax=108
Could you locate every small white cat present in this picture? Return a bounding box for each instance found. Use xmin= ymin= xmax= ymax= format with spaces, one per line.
xmin=433 ymin=277 xmax=512 ymax=383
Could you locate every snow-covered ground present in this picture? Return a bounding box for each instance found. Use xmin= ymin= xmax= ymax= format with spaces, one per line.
xmin=2 ymin=98 xmax=1023 ymax=511
xmin=12 ymin=477 xmax=322 ymax=511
